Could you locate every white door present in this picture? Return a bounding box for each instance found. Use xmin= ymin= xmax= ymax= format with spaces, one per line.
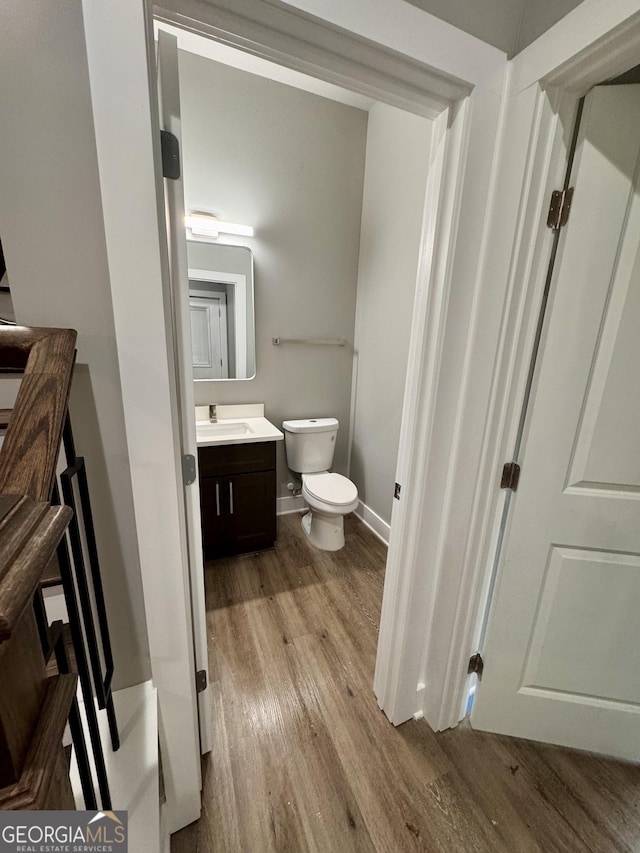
xmin=190 ymin=294 xmax=229 ymax=380
xmin=158 ymin=29 xmax=213 ymax=754
xmin=472 ymin=85 xmax=640 ymax=760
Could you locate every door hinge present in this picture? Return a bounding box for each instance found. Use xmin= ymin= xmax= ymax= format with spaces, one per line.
xmin=547 ymin=187 xmax=574 ymax=230
xmin=394 ymin=482 xmax=401 ymax=500
xmin=182 ymin=453 xmax=196 ymax=486
xmin=160 ymin=130 xmax=181 ymax=180
xmin=468 ymin=652 xmax=484 ymax=679
xmin=501 ymin=461 xmax=520 ymax=491
xmin=196 ymin=669 xmax=207 ymax=694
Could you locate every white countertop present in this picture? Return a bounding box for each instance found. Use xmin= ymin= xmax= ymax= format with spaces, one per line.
xmin=195 ymin=403 xmax=284 ymax=447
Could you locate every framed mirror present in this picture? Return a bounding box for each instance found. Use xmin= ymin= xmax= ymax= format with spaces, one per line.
xmin=186 ymin=241 xmax=256 ymax=380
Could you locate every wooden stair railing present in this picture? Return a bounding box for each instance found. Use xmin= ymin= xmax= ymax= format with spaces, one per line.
xmin=0 ymin=326 xmax=78 ymax=809
xmin=0 ymin=326 xmax=76 ymax=501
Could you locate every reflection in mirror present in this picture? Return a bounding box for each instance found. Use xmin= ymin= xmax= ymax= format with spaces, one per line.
xmin=186 ymin=242 xmax=255 ymax=381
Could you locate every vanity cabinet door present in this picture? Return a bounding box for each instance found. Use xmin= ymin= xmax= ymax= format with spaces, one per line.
xmin=198 ymin=441 xmax=277 ymax=559
xmin=226 ymin=470 xmax=276 ymax=555
xmin=199 ymin=477 xmax=229 ymax=559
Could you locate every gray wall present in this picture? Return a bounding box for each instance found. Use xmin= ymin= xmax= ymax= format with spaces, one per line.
xmin=516 ymin=0 xmax=587 ymax=54
xmin=405 ymin=0 xmax=586 ymax=56
xmin=350 ymin=104 xmax=432 ymax=526
xmin=0 ymin=0 xmax=150 ymax=689
xmin=179 ymin=51 xmax=367 ymax=494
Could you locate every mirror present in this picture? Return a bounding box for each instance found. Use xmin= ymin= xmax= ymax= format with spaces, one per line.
xmin=186 ymin=242 xmax=256 ymax=380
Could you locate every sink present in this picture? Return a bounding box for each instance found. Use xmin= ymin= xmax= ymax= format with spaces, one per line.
xmin=196 ymin=421 xmax=254 ymax=437
xmin=194 ymin=406 xmax=284 ymax=447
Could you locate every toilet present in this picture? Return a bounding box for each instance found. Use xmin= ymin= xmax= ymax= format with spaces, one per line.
xmin=282 ymin=417 xmax=358 ymax=551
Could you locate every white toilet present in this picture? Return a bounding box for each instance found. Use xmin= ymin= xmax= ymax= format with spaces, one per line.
xmin=282 ymin=417 xmax=358 ymax=551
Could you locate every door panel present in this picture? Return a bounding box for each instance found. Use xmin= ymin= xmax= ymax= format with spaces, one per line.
xmin=521 ymin=547 xmax=640 ymax=705
xmin=472 ymin=85 xmax=640 ymax=759
xmin=567 ymin=238 xmax=640 ymax=492
xmin=158 ymin=30 xmax=213 ymax=754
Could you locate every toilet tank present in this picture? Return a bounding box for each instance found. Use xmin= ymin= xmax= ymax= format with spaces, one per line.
xmin=282 ymin=417 xmax=338 ymax=473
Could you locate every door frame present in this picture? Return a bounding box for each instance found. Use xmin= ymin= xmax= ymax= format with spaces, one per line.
xmin=152 ymin=0 xmax=506 ymax=731
xmin=80 ymin=0 xmax=640 ymax=833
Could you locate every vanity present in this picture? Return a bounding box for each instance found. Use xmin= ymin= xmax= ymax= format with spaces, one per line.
xmin=196 ymin=405 xmax=284 ymax=559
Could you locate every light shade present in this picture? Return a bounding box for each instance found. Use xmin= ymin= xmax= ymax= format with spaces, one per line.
xmin=185 ymin=213 xmax=254 ymax=238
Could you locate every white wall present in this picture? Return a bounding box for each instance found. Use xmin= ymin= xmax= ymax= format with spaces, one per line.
xmin=178 ymin=50 xmax=368 ymax=493
xmin=0 ymin=0 xmax=150 ymax=690
xmin=350 ymin=104 xmax=432 ymax=526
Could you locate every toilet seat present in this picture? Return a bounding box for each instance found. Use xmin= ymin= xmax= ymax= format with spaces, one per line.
xmin=302 ymin=472 xmax=358 ymax=507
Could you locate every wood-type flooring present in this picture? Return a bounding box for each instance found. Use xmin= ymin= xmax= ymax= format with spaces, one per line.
xmin=171 ymin=513 xmax=640 ymax=852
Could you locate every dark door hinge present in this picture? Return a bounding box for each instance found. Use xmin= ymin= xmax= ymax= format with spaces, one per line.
xmin=394 ymin=482 xmax=401 ymax=500
xmin=196 ymin=669 xmax=207 ymax=694
xmin=547 ymin=187 xmax=573 ymax=230
xmin=501 ymin=461 xmax=520 ymax=491
xmin=182 ymin=454 xmax=196 ymax=486
xmin=161 ymin=130 xmax=181 ymax=179
xmin=468 ymin=652 xmax=484 ymax=679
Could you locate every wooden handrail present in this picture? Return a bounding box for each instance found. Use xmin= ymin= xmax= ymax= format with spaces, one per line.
xmin=0 ymin=495 xmax=72 ymax=646
xmin=0 ymin=674 xmax=78 ymax=810
xmin=0 ymin=326 xmax=76 ymax=502
xmin=0 ymin=325 xmax=78 ymax=808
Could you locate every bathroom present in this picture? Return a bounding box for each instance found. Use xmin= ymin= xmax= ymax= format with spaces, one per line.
xmin=166 ymin=24 xmax=433 ymax=548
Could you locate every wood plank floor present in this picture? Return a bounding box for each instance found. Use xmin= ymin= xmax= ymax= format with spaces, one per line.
xmin=172 ymin=513 xmax=640 ymax=852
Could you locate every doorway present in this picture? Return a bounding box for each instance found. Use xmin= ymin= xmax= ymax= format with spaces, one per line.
xmin=155 ymin=13 xmax=440 ymax=745
xmin=189 ymin=291 xmax=229 ymax=380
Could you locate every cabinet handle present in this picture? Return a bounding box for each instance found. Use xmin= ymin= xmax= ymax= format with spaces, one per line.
xmin=229 ymin=481 xmax=234 ymax=515
xmin=215 ymin=482 xmax=220 ymax=516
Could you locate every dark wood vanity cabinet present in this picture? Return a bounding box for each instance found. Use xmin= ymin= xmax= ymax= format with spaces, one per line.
xmin=198 ymin=441 xmax=277 ymax=559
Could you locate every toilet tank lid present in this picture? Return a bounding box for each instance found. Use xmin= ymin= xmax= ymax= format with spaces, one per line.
xmin=282 ymin=417 xmax=339 ymax=434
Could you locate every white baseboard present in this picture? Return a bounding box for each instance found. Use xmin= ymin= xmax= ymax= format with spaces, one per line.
xmin=354 ymin=500 xmax=390 ymax=545
xmin=278 ymin=495 xmax=391 ymax=546
xmin=277 ymin=494 xmax=306 ymax=515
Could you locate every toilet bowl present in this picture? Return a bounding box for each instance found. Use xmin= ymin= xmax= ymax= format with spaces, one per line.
xmin=282 ymin=417 xmax=359 ymax=551
xmin=301 ymin=472 xmax=359 ymax=551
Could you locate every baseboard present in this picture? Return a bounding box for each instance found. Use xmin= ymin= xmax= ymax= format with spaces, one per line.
xmin=354 ymin=500 xmax=390 ymax=546
xmin=277 ymin=494 xmax=306 ymax=515
xmin=278 ymin=495 xmax=391 ymax=546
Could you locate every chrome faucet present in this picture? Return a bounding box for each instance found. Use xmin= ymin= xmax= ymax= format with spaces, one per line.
xmin=209 ymin=404 xmax=217 ymax=423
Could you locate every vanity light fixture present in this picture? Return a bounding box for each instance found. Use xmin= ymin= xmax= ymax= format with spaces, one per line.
xmin=185 ymin=213 xmax=254 ymax=238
